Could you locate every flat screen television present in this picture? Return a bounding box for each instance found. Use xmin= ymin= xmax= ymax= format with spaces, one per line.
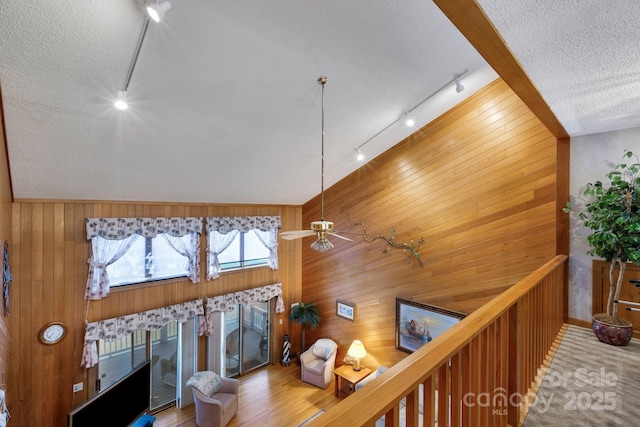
xmin=68 ymin=359 xmax=151 ymax=427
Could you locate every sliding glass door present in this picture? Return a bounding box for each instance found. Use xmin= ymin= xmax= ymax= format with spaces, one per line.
xmin=150 ymin=321 xmax=178 ymax=411
xmin=223 ymin=301 xmax=270 ymax=377
xmin=96 ymin=319 xmax=196 ymax=412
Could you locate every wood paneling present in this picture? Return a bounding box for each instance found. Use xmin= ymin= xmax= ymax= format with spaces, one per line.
xmin=0 ymin=86 xmax=12 ymax=421
xmin=301 ymin=79 xmax=562 ymax=370
xmin=9 ymin=202 xmax=301 ymax=426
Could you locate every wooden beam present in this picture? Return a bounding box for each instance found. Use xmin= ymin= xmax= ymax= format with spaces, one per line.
xmin=434 ymin=0 xmax=570 ymax=140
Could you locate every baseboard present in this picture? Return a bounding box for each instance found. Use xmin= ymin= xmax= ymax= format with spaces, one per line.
xmin=567 ymin=317 xmax=590 ymax=329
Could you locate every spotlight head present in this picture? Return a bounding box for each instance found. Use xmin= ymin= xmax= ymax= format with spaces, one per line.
xmin=403 ymin=112 xmax=415 ymax=127
xmin=356 ymin=148 xmax=364 ymax=161
xmin=115 ymin=91 xmax=128 ymax=110
xmin=455 ymin=78 xmax=464 ymax=93
xmin=147 ymin=1 xmax=172 ymax=22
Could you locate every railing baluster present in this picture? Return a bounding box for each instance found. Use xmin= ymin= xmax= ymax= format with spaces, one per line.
xmin=308 ymin=255 xmax=567 ymax=427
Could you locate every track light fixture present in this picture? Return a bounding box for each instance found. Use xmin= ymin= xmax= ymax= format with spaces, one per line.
xmin=354 ymin=69 xmax=468 ymax=160
xmin=403 ymin=112 xmax=415 ymax=127
xmin=147 ymin=1 xmax=172 ymax=23
xmin=114 ymin=91 xmax=128 ymax=110
xmin=114 ymin=7 xmax=156 ymax=109
xmin=356 ymin=148 xmax=365 ymax=161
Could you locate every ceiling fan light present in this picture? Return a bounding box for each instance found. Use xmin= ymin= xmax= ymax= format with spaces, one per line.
xmin=311 ymin=238 xmax=334 ymax=252
xmin=147 ymin=1 xmax=172 ymax=22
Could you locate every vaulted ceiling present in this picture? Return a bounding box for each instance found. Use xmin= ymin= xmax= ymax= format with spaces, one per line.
xmin=1 ymin=1 xmax=638 ymax=205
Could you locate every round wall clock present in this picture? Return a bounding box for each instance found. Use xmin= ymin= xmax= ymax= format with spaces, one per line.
xmin=39 ymin=321 xmax=67 ymax=345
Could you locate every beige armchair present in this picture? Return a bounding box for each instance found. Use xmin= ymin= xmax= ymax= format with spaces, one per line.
xmin=300 ymin=338 xmax=338 ymax=389
xmin=191 ymin=376 xmax=239 ymax=427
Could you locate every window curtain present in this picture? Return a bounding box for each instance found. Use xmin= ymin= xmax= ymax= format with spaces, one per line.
xmin=198 ymin=282 xmax=285 ymax=336
xmin=253 ymin=229 xmax=278 ymax=270
xmin=81 ymin=299 xmax=203 ymax=368
xmin=85 ymin=217 xmax=203 ymax=300
xmin=85 ymin=235 xmax=141 ymax=300
xmin=206 ymin=230 xmax=239 ymax=280
xmin=205 ymin=216 xmax=281 ymax=280
xmin=161 ymin=233 xmax=200 ymax=283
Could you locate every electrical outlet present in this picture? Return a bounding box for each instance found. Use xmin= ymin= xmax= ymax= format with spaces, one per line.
xmin=73 ymin=382 xmax=83 ymax=393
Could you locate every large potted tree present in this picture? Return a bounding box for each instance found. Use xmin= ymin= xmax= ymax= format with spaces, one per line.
xmin=289 ymin=302 xmax=321 ymax=354
xmin=569 ymin=149 xmax=640 ymax=345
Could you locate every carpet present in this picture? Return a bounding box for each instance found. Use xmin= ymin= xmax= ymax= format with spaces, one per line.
xmin=297 ymin=409 xmax=325 ymax=426
xmin=522 ymin=325 xmax=640 ymax=426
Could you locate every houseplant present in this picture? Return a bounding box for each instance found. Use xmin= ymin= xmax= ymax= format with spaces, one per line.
xmin=289 ymin=302 xmax=321 ymax=353
xmin=568 ymin=149 xmax=640 ymax=345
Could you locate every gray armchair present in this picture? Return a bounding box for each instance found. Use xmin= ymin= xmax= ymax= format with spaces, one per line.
xmin=191 ymin=376 xmax=240 ymax=427
xmin=300 ymin=338 xmax=338 ymax=389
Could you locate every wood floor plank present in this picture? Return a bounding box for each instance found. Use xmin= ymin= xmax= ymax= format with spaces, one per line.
xmin=153 ymin=363 xmax=340 ymax=427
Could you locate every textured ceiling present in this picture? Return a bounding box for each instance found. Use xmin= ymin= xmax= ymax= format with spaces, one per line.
xmin=0 ymin=1 xmax=636 ymax=205
xmin=478 ymin=0 xmax=640 ymax=137
xmin=0 ymin=0 xmax=496 ymax=204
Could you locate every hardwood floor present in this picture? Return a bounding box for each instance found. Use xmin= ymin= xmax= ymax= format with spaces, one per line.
xmin=153 ymin=363 xmax=341 ymax=427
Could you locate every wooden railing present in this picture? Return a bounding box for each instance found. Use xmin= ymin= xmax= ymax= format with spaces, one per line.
xmin=310 ymin=255 xmax=567 ymax=427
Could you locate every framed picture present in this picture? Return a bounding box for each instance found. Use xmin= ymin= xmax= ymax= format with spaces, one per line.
xmin=395 ymin=298 xmax=465 ymax=353
xmin=336 ymin=300 xmax=356 ymax=321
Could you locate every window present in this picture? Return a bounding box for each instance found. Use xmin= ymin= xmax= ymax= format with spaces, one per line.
xmin=205 ymin=216 xmax=280 ymax=280
xmin=85 ymin=217 xmax=202 ymax=300
xmin=212 ymin=230 xmax=270 ymax=272
xmin=106 ymin=234 xmax=191 ymax=287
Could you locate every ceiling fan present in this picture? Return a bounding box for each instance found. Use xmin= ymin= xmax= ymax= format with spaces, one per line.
xmin=280 ymin=76 xmax=352 ymax=252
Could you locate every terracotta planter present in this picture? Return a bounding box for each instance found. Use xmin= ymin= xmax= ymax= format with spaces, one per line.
xmin=592 ymin=313 xmax=633 ymax=346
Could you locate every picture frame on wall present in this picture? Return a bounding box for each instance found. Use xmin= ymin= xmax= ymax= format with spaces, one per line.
xmin=336 ymin=300 xmax=356 ymax=321
xmin=395 ymin=298 xmax=465 ymax=353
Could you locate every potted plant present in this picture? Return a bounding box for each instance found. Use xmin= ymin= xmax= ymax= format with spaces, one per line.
xmin=289 ymin=302 xmax=321 ymax=353
xmin=567 ymin=149 xmax=640 ymax=345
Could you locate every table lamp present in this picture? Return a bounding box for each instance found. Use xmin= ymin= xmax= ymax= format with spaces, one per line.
xmin=347 ymin=340 xmax=367 ymax=371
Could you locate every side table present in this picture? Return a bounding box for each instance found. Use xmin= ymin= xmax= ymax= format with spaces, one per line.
xmin=333 ymin=365 xmax=372 ymax=397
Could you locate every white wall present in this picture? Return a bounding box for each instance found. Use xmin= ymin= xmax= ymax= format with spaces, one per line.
xmin=569 ymin=127 xmax=640 ymax=321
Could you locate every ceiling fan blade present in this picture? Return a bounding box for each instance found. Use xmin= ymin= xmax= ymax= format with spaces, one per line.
xmin=328 ymin=232 xmax=352 ymax=242
xmin=280 ymin=230 xmax=317 ymax=240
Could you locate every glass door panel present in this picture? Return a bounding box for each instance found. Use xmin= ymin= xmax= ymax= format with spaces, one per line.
xmin=98 ymin=330 xmax=147 ymax=392
xmin=224 ymin=306 xmax=241 ymax=377
xmin=242 ymin=302 xmax=270 ymax=372
xmin=150 ymin=321 xmax=178 ymax=411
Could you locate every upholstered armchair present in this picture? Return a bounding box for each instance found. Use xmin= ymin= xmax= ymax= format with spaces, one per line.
xmin=300 ymin=338 xmax=338 ymax=389
xmin=188 ymin=372 xmax=239 ymax=427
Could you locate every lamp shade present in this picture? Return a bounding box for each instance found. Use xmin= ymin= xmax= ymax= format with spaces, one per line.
xmin=347 ymin=340 xmax=367 ymax=359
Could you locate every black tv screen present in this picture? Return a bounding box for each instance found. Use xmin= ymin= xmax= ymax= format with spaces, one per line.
xmin=68 ymin=359 xmax=151 ymax=427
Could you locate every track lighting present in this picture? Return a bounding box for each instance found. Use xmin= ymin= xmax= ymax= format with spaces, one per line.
xmin=353 ymin=69 xmax=468 ymax=161
xmin=147 ymin=1 xmax=172 ymax=23
xmin=403 ymin=112 xmax=415 ymax=127
xmin=115 ymin=91 xmax=128 ymax=110
xmin=356 ymin=148 xmax=365 ymax=162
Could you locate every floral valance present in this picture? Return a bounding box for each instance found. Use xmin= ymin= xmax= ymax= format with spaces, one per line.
xmin=205 ymin=216 xmax=281 ymax=234
xmin=81 ymin=299 xmax=203 ymax=368
xmin=86 ymin=217 xmax=203 ymax=240
xmin=199 ymin=283 xmax=285 ymax=336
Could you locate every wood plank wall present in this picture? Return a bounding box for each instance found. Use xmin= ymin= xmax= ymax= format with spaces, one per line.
xmin=300 ymin=79 xmax=562 ymax=370
xmin=0 ymin=87 xmax=13 ymax=422
xmin=9 ymin=202 xmax=301 ymax=426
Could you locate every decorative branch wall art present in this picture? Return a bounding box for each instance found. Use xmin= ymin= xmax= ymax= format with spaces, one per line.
xmin=346 ymin=221 xmax=424 ymax=267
